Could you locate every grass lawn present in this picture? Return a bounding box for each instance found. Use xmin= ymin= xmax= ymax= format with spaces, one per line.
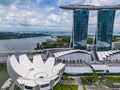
xmin=53 ymin=83 xmax=78 ymax=90
xmin=7 ymin=84 xmax=78 ymax=90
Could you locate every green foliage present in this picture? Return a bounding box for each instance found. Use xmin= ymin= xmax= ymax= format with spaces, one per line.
xmin=35 ymin=36 xmax=70 ymax=50
xmin=0 ymin=66 xmax=7 ymax=71
xmin=87 ymin=37 xmax=93 ymax=44
xmin=86 ymin=36 xmax=120 ymax=44
xmin=112 ymin=36 xmax=120 ymax=42
xmin=0 ymin=66 xmax=8 ymax=87
xmin=53 ymin=83 xmax=78 ymax=90
xmin=35 ymin=43 xmax=40 ymax=50
xmin=105 ymin=76 xmax=120 ymax=82
xmin=83 ymin=85 xmax=86 ymax=90
xmin=81 ymin=73 xmax=98 ymax=85
xmin=92 ymin=72 xmax=98 ymax=82
xmin=0 ymin=32 xmax=48 ymax=40
xmin=82 ymin=73 xmax=120 ymax=87
xmin=6 ymin=88 xmax=9 ymax=90
xmin=35 ymin=35 xmax=120 ymax=50
xmin=61 ymin=76 xmax=74 ymax=81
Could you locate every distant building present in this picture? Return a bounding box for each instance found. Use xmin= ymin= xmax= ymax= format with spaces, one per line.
xmin=71 ymin=9 xmax=89 ymax=50
xmin=87 ymin=44 xmax=96 ymax=51
xmin=45 ymin=36 xmax=57 ymax=42
xmin=112 ymin=42 xmax=120 ymax=50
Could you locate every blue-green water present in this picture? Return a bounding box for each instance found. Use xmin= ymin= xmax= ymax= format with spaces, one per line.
xmin=0 ymin=67 xmax=21 ymax=90
xmin=0 ymin=67 xmax=8 ymax=87
xmin=0 ymin=36 xmax=50 ymax=88
xmin=0 ymin=36 xmax=49 ymax=51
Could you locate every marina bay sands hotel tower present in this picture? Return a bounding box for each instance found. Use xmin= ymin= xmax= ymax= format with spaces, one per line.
xmin=60 ymin=5 xmax=120 ymax=51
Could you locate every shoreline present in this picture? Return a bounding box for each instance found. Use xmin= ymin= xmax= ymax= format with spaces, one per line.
xmin=0 ymin=32 xmax=49 ymax=40
xmin=0 ymin=35 xmax=49 ymax=40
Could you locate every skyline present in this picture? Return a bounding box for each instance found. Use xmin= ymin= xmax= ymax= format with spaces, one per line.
xmin=0 ymin=0 xmax=120 ymax=31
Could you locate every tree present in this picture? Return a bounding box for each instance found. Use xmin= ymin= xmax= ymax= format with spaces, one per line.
xmin=87 ymin=37 xmax=93 ymax=44
xmin=92 ymin=72 xmax=98 ymax=83
xmin=82 ymin=76 xmax=88 ymax=84
xmin=36 ymin=43 xmax=40 ymax=49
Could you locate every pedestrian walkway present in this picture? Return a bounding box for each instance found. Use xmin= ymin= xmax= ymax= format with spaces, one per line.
xmin=78 ymin=85 xmax=83 ymax=90
xmin=76 ymin=77 xmax=83 ymax=90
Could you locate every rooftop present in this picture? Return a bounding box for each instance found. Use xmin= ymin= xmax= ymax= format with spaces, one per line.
xmin=7 ymin=54 xmax=65 ymax=89
xmin=54 ymin=49 xmax=90 ymax=58
xmin=60 ymin=4 xmax=120 ymax=10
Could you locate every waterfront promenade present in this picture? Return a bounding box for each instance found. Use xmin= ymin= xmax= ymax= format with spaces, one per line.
xmin=0 ymin=50 xmax=42 ymax=65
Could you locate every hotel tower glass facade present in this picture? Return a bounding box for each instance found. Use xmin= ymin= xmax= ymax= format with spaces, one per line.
xmin=96 ymin=9 xmax=115 ymax=51
xmin=73 ymin=9 xmax=89 ymax=49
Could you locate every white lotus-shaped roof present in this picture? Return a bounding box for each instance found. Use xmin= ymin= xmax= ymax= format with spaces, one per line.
xmin=7 ymin=54 xmax=65 ymax=90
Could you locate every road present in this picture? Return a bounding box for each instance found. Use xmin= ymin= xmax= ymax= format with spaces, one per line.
xmin=76 ymin=77 xmax=83 ymax=90
xmin=0 ymin=50 xmax=42 ymax=65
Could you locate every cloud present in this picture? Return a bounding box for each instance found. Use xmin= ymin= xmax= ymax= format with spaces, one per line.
xmin=36 ymin=0 xmax=42 ymax=4
xmin=58 ymin=0 xmax=83 ymax=5
xmin=41 ymin=12 xmax=72 ymax=28
xmin=85 ymin=0 xmax=120 ymax=5
xmin=0 ymin=0 xmax=72 ymax=30
xmin=0 ymin=0 xmax=120 ymax=31
xmin=59 ymin=0 xmax=120 ymax=32
xmin=46 ymin=7 xmax=55 ymax=11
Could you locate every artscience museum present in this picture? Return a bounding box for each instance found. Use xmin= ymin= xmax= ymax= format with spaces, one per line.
xmin=6 ymin=54 xmax=65 ymax=90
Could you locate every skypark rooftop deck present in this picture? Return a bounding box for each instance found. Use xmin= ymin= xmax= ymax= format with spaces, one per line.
xmin=60 ymin=4 xmax=120 ymax=10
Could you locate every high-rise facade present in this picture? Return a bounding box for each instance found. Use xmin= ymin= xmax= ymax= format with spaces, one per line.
xmin=72 ymin=9 xmax=89 ymax=50
xmin=60 ymin=5 xmax=118 ymax=51
xmin=95 ymin=9 xmax=115 ymax=51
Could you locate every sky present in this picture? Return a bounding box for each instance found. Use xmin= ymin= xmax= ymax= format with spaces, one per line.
xmin=0 ymin=0 xmax=120 ymax=32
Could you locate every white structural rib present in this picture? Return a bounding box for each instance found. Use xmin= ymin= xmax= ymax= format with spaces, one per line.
xmin=97 ymin=52 xmax=103 ymax=61
xmin=101 ymin=52 xmax=106 ymax=59
xmin=1 ymin=78 xmax=12 ymax=89
xmin=91 ymin=65 xmax=108 ymax=71
xmin=104 ymin=52 xmax=109 ymax=56
xmin=19 ymin=54 xmax=32 ymax=66
xmin=54 ymin=49 xmax=90 ymax=58
xmin=44 ymin=57 xmax=55 ymax=71
xmin=53 ymin=63 xmax=65 ymax=75
xmin=33 ymin=55 xmax=44 ymax=68
xmin=8 ymin=55 xmax=28 ymax=79
xmin=17 ymin=78 xmax=37 ymax=87
xmin=107 ymin=51 xmax=113 ymax=55
xmin=19 ymin=54 xmax=33 ymax=71
xmin=112 ymin=51 xmax=116 ymax=54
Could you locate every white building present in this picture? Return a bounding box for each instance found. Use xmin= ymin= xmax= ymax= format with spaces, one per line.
xmin=96 ymin=50 xmax=120 ymax=62
xmin=54 ymin=49 xmax=92 ymax=63
xmin=112 ymin=42 xmax=120 ymax=50
xmin=6 ymin=54 xmax=65 ymax=90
